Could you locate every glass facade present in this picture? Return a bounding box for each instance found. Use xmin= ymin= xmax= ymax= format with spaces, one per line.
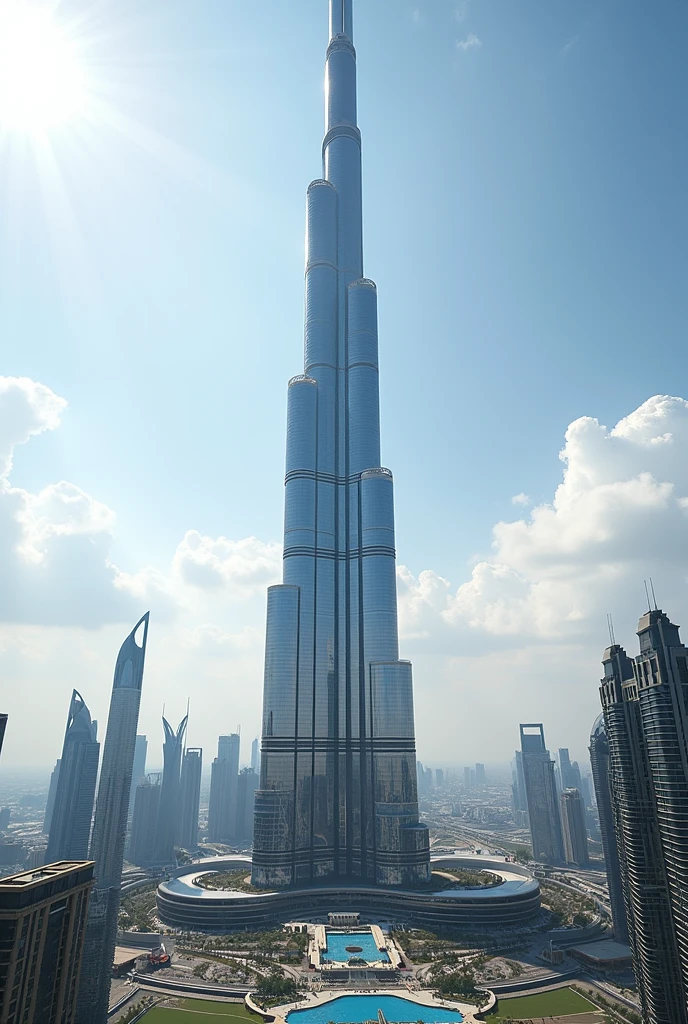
xmin=46 ymin=690 xmax=99 ymax=864
xmin=76 ymin=613 xmax=149 ymax=1024
xmin=519 ymin=724 xmax=564 ymax=865
xmin=252 ymin=0 xmax=429 ymax=889
xmin=600 ymin=615 xmax=688 ymax=1024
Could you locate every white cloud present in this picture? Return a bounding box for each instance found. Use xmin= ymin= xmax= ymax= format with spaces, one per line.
xmin=403 ymin=396 xmax=688 ymax=643
xmin=172 ymin=530 xmax=281 ymax=594
xmin=411 ymin=8 xmax=425 ymax=26
xmin=511 ymin=492 xmax=531 ymax=506
xmin=0 ymin=376 xmax=281 ymax=629
xmin=0 ymin=377 xmax=66 ymax=478
xmin=456 ymin=32 xmax=482 ymax=52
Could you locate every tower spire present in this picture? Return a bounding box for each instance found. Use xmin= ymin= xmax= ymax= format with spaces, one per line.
xmin=330 ymin=0 xmax=353 ymax=40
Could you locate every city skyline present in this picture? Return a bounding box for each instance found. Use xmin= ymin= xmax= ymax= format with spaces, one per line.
xmin=1 ymin=1 xmax=687 ymax=770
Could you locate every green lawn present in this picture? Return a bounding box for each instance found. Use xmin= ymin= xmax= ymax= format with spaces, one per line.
xmin=487 ymin=985 xmax=598 ymax=1021
xmin=143 ymin=999 xmax=260 ymax=1022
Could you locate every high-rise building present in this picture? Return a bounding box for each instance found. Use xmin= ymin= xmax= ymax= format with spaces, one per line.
xmin=179 ymin=748 xmax=202 ymax=850
xmin=0 ymin=713 xmax=6 ymax=759
xmin=250 ymin=736 xmax=260 ymax=774
xmin=435 ymin=769 xmax=444 ymax=788
xmin=520 ymin=724 xmax=564 ymax=864
xmin=475 ymin=763 xmax=486 ymax=785
xmin=600 ymin=611 xmax=688 ymax=1024
xmin=46 ymin=691 xmax=100 ymax=864
xmin=208 ymin=734 xmax=240 ymax=843
xmin=43 ymin=759 xmax=61 ymax=835
xmin=463 ymin=766 xmax=472 ymax=790
xmin=589 ymin=713 xmax=628 ymax=942
xmin=251 ymin=0 xmax=429 ymax=891
xmin=129 ymin=774 xmax=161 ymax=867
xmin=128 ymin=735 xmax=147 ymax=822
xmin=154 ymin=713 xmax=187 ymax=864
xmin=76 ymin=613 xmax=149 ymax=1024
xmin=558 ymin=749 xmax=573 ymax=790
xmin=560 ymin=789 xmax=589 ymax=866
xmin=0 ymin=860 xmax=94 ymax=1024
xmin=236 ymin=767 xmax=258 ymax=841
xmin=511 ymin=752 xmax=528 ymax=816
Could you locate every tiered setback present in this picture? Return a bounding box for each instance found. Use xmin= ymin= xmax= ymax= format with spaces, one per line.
xmin=157 ymin=857 xmax=540 ymax=932
xmin=252 ymin=0 xmax=429 ymax=888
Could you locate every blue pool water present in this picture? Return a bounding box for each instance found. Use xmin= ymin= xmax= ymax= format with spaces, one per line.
xmin=321 ymin=931 xmax=390 ymax=964
xmin=287 ymin=995 xmax=464 ymax=1024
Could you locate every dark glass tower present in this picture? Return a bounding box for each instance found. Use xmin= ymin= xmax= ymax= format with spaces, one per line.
xmin=589 ymin=713 xmax=628 ymax=943
xmin=76 ymin=613 xmax=149 ymax=1024
xmin=208 ymin=733 xmax=240 ymax=843
xmin=252 ymin=0 xmax=429 ymax=890
xmin=128 ymin=734 xmax=148 ymax=822
xmin=154 ymin=713 xmax=187 ymax=864
xmin=600 ymin=612 xmax=688 ymax=1024
xmin=179 ymin=748 xmax=202 ymax=850
xmin=46 ymin=690 xmax=100 ymax=863
xmin=560 ymin=788 xmax=589 ymax=867
xmin=129 ymin=773 xmax=162 ymax=867
xmin=520 ymin=724 xmax=564 ymax=864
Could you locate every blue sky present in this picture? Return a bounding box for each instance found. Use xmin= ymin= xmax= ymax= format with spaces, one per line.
xmin=1 ymin=0 xmax=687 ymax=769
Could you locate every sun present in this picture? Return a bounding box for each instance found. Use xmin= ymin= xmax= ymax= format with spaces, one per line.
xmin=0 ymin=2 xmax=88 ymax=134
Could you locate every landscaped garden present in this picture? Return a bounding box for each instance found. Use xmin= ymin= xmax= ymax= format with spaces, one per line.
xmin=142 ymin=998 xmax=262 ymax=1023
xmin=486 ymin=985 xmax=604 ymax=1021
xmin=194 ymin=870 xmax=263 ymax=893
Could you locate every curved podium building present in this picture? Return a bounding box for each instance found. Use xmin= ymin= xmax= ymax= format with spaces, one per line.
xmin=252 ymin=0 xmax=430 ymax=890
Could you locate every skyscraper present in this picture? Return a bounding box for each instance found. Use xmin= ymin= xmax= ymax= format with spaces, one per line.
xmin=511 ymin=751 xmax=528 ymax=815
xmin=560 ymin=789 xmax=589 ymax=867
xmin=179 ymin=748 xmax=202 ymax=850
xmin=600 ymin=612 xmax=688 ymax=1024
xmin=520 ymin=724 xmax=564 ymax=864
xmin=475 ymin=763 xmax=486 ymax=786
xmin=252 ymin=0 xmax=429 ymax=890
xmin=46 ymin=690 xmax=100 ymax=864
xmin=558 ymin=749 xmax=573 ymax=789
xmin=129 ymin=774 xmax=161 ymax=867
xmin=250 ymin=736 xmax=260 ymax=775
xmin=0 ymin=860 xmax=94 ymax=1024
xmin=236 ymin=767 xmax=258 ymax=841
xmin=154 ymin=713 xmax=188 ymax=864
xmin=128 ymin=734 xmax=148 ymax=822
xmin=76 ymin=613 xmax=149 ymax=1024
xmin=43 ymin=759 xmax=61 ymax=835
xmin=208 ymin=734 xmax=240 ymax=843
xmin=589 ymin=713 xmax=628 ymax=942
xmin=0 ymin=713 xmax=7 ymax=759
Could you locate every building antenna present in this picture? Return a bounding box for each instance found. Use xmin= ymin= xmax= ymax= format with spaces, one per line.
xmin=643 ymin=580 xmax=651 ymax=612
xmin=607 ymin=613 xmax=616 ymax=646
xmin=649 ymin=577 xmax=658 ymax=611
xmin=184 ymin=696 xmax=190 ymax=755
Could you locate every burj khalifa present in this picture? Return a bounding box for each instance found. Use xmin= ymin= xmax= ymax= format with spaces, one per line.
xmin=252 ymin=0 xmax=430 ymax=889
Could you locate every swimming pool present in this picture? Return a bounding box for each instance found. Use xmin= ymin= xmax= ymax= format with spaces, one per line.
xmin=286 ymin=995 xmax=464 ymax=1024
xmin=321 ymin=931 xmax=390 ymax=963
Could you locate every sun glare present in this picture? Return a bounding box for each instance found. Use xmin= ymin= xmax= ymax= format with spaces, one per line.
xmin=0 ymin=3 xmax=88 ymax=133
